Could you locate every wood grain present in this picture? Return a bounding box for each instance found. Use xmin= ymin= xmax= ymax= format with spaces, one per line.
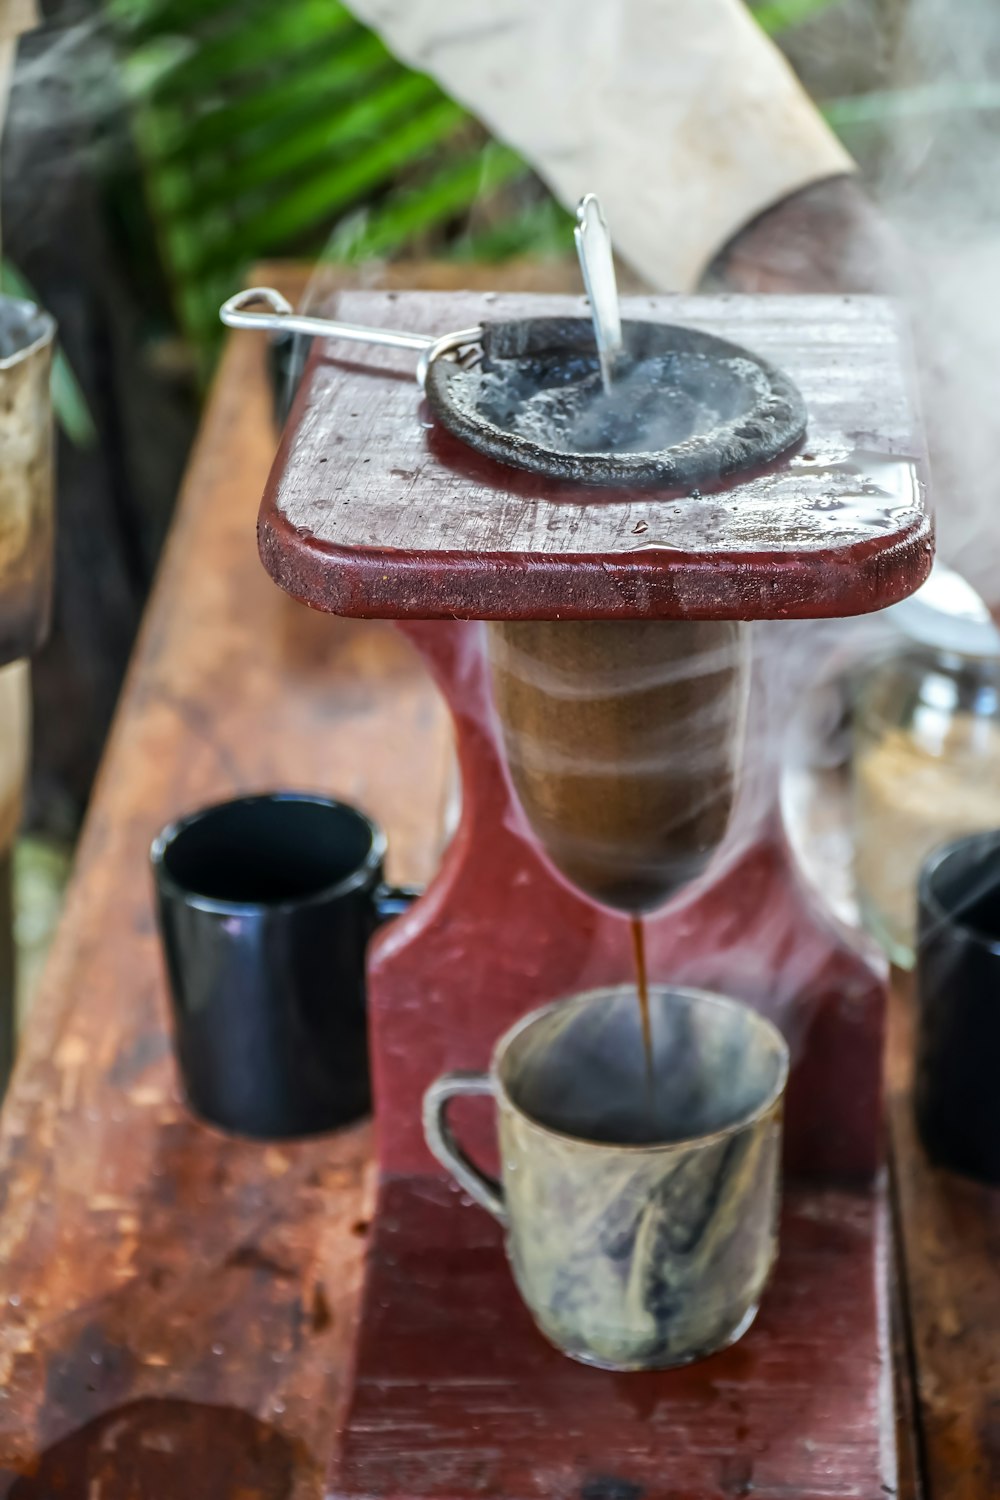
xmin=334 ymin=1176 xmax=895 ymax=1500
xmin=889 ymin=971 xmax=1000 ymax=1500
xmin=262 ymin=290 xmax=932 ymax=621
xmin=329 ymin=607 xmax=895 ymax=1494
xmin=0 ymin=270 xmax=453 ymax=1498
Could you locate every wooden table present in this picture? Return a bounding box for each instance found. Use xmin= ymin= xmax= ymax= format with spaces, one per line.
xmin=0 ymin=262 xmax=994 ymax=1499
xmin=0 ymin=264 xmax=459 ymax=1498
xmin=888 ymin=976 xmax=1000 ymax=1500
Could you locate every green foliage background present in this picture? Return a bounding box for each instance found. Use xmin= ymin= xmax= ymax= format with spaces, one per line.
xmin=107 ymin=0 xmax=977 ymax=372
xmin=104 ymin=0 xmax=905 ymax=372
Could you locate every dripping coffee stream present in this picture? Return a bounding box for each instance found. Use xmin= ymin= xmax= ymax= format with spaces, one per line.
xmin=629 ymin=915 xmax=653 ymax=1093
xmin=488 ymin=618 xmax=749 ymax=1084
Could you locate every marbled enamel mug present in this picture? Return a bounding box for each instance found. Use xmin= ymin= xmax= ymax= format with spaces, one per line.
xmin=423 ymin=984 xmax=788 ymax=1370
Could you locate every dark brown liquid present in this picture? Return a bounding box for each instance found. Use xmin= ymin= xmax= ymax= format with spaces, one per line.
xmin=487 ymin=620 xmax=746 ymax=913
xmin=629 ymin=914 xmax=654 ymax=1088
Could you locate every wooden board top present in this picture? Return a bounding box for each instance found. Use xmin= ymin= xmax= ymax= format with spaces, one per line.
xmin=262 ymin=291 xmax=933 ymax=621
xmin=334 ymin=1176 xmax=895 ymax=1500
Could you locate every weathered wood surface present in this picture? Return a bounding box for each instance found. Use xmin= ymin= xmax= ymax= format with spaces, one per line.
xmin=324 ymin=597 xmax=893 ymax=1490
xmin=0 ymin=266 xmax=455 ymax=1498
xmin=335 ymin=1177 xmax=895 ymax=1500
xmin=262 ymin=290 xmax=932 ymax=621
xmin=889 ymin=971 xmax=1000 ymax=1500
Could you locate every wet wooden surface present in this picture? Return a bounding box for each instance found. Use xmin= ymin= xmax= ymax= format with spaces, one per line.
xmin=888 ymin=971 xmax=1000 ymax=1500
xmin=0 ymin=264 xmax=458 ymax=1498
xmin=0 ymin=254 xmax=989 ymax=1499
xmin=263 ymin=290 xmax=932 ymax=621
xmin=336 ymin=1177 xmax=895 ymax=1500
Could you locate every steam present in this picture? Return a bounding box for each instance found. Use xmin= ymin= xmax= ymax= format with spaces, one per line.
xmin=736 ymin=0 xmax=1000 ymax=986
xmin=488 ymin=619 xmax=748 ymax=915
xmin=474 ymin=350 xmax=759 ymax=458
xmin=867 ymin=0 xmax=1000 ymax=604
xmin=4 ymin=18 xmax=122 ymax=258
xmin=6 ymin=18 xmax=114 ymax=147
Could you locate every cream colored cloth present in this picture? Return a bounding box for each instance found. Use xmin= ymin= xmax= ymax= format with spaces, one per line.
xmin=0 ymin=0 xmax=35 ymax=39
xmin=342 ymin=0 xmax=853 ymax=290
xmin=0 ymin=0 xmax=37 ymax=115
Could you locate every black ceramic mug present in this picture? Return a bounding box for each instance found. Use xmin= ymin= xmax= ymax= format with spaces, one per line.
xmin=916 ymin=829 xmax=1000 ymax=1184
xmin=151 ymin=793 xmax=417 ymax=1139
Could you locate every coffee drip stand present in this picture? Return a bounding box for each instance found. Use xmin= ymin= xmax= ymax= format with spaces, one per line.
xmin=250 ymin=274 xmax=931 ymax=1496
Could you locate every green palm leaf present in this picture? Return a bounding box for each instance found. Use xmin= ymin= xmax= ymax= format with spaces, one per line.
xmin=750 ymin=0 xmax=841 ymax=33
xmin=109 ymin=0 xmax=546 ymax=369
xmin=157 ymin=33 xmax=392 ymax=161
xmin=108 ymin=0 xmax=872 ymax=374
xmin=327 ymin=143 xmax=527 ymax=262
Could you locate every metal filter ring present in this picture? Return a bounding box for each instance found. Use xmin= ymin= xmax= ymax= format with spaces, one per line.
xmin=220 ymin=292 xmax=808 ymax=491
xmin=424 ymin=316 xmax=808 ymax=489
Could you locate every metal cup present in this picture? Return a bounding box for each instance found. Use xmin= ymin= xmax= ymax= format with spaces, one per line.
xmin=424 ymin=984 xmax=788 ymax=1371
xmin=0 ymin=296 xmax=55 ymax=665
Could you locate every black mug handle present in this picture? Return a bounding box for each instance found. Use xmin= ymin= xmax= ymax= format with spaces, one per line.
xmin=373 ymin=883 xmax=421 ymax=926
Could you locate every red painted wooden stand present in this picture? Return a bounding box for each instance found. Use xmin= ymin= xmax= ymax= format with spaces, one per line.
xmin=260 ymin=293 xmax=932 ymax=1500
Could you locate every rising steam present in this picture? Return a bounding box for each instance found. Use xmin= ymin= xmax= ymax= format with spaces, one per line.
xmin=869 ymin=0 xmax=1000 ymax=604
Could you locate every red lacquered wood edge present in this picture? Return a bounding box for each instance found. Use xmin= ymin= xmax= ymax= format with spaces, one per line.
xmin=259 ymin=498 xmax=933 ymax=622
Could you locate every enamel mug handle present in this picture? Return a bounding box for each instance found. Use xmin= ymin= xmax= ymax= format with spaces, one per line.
xmin=422 ymin=1071 xmax=507 ymax=1224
